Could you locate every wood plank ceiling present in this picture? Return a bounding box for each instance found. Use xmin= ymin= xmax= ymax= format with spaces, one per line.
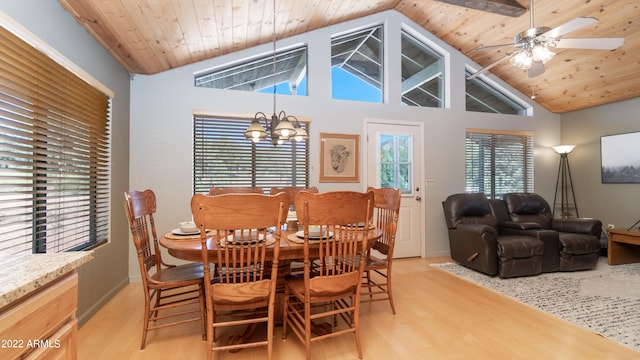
xmin=57 ymin=0 xmax=639 ymax=114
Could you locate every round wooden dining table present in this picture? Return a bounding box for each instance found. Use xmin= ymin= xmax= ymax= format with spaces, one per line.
xmin=159 ymin=227 xmax=382 ymax=263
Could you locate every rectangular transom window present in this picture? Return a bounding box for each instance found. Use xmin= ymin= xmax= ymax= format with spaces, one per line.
xmin=465 ymin=71 xmax=527 ymax=115
xmin=401 ymin=30 xmax=444 ymax=107
xmin=193 ymin=115 xmax=309 ymax=193
xmin=0 ymin=26 xmax=111 ymax=255
xmin=195 ymin=46 xmax=308 ymax=96
xmin=465 ymin=129 xmax=534 ymax=199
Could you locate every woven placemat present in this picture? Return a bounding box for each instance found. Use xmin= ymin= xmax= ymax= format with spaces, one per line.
xmin=286 ymin=233 xmax=321 ymax=244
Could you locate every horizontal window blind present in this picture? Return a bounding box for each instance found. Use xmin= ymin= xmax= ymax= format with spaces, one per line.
xmin=0 ymin=26 xmax=111 ymax=255
xmin=193 ymin=115 xmax=309 ymax=194
xmin=465 ymin=129 xmax=533 ymax=199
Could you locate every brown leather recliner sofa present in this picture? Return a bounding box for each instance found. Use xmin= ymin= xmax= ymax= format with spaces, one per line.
xmin=443 ymin=192 xmax=603 ymax=278
xmin=442 ymin=193 xmax=544 ymax=278
xmin=491 ymin=192 xmax=602 ymax=272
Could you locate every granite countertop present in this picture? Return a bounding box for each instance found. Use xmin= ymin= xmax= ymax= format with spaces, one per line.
xmin=0 ymin=251 xmax=94 ymax=309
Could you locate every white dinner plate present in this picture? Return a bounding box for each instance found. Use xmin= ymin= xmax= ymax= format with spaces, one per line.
xmin=171 ymin=228 xmax=199 ymax=235
xmin=227 ymin=230 xmax=265 ymax=244
xmin=295 ymin=230 xmax=333 ymax=240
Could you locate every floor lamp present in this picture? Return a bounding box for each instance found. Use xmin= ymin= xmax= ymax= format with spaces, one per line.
xmin=552 ymin=145 xmax=579 ymax=218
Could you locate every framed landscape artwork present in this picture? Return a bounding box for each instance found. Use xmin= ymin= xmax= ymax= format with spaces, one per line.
xmin=319 ymin=133 xmax=359 ymax=182
xmin=601 ymin=131 xmax=640 ymax=183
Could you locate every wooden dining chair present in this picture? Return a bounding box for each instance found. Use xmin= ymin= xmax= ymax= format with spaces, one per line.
xmin=360 ymin=187 xmax=401 ymax=314
xmin=282 ymin=190 xmax=374 ymax=360
xmin=208 ymin=186 xmax=264 ymax=195
xmin=269 ymin=186 xmax=319 ymax=208
xmin=270 ymin=186 xmax=320 ymax=274
xmin=123 ymin=189 xmax=206 ymax=350
xmin=191 ymin=192 xmax=288 ymax=360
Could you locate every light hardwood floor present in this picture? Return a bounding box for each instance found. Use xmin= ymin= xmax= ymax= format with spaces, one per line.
xmin=78 ymin=257 xmax=639 ymax=359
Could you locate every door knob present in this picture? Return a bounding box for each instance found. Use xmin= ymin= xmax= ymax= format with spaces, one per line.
xmin=415 ymin=196 xmax=422 ymax=201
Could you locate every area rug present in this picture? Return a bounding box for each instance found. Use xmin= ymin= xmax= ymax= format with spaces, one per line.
xmin=432 ymin=257 xmax=640 ymax=352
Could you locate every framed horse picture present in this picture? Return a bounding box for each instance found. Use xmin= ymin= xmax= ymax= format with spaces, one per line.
xmin=319 ymin=133 xmax=359 ymax=182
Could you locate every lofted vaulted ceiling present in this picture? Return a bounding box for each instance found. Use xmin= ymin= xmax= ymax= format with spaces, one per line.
xmin=57 ymin=0 xmax=639 ymax=113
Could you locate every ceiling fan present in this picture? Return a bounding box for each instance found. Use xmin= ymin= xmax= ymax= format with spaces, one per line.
xmin=467 ymin=0 xmax=624 ymax=80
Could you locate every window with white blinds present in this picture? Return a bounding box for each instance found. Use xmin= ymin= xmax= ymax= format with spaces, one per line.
xmin=193 ymin=115 xmax=309 ymax=193
xmin=465 ymin=129 xmax=534 ymax=199
xmin=0 ymin=26 xmax=111 ymax=255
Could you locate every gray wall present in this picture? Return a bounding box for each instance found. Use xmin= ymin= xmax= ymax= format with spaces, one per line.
xmin=0 ymin=0 xmax=131 ymax=324
xmin=128 ymin=10 xmax=562 ymax=279
xmin=560 ymin=97 xmax=640 ymax=234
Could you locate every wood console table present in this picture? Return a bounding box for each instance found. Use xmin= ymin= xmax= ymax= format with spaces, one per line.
xmin=607 ymin=228 xmax=640 ymax=265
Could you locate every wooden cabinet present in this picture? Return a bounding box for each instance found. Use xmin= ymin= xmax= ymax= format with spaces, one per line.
xmin=0 ymin=271 xmax=78 ymax=360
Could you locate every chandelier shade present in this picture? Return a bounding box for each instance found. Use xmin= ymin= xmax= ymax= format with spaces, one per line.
xmin=244 ymin=117 xmax=268 ymax=143
xmin=246 ymin=110 xmax=308 ymax=145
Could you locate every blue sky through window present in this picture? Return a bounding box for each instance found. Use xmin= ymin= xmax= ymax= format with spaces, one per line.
xmin=258 ymin=77 xmax=308 ymax=96
xmin=258 ymin=67 xmax=380 ymax=103
xmin=332 ymin=67 xmax=381 ymax=102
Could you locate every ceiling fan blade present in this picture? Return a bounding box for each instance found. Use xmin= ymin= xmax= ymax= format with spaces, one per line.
xmin=473 ymin=43 xmax=515 ymax=51
xmin=541 ymin=17 xmax=598 ymax=39
xmin=528 ymin=61 xmax=545 ymax=78
xmin=555 ymin=38 xmax=624 ymax=50
xmin=466 ymin=54 xmax=509 ymax=80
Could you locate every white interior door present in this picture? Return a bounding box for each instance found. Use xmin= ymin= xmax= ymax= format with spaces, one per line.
xmin=365 ymin=120 xmax=423 ymax=258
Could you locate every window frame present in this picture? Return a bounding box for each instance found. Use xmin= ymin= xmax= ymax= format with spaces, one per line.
xmin=194 ymin=45 xmax=308 ymax=96
xmin=193 ymin=115 xmax=310 ymax=194
xmin=465 ymin=68 xmax=529 ymax=115
xmin=330 ymin=24 xmax=384 ymax=103
xmin=465 ymin=128 xmax=534 ymax=199
xmin=400 ymin=29 xmax=445 ymax=108
xmin=0 ymin=24 xmax=112 ymax=255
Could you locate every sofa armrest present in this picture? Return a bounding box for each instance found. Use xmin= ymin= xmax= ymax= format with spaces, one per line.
xmin=447 ymin=224 xmax=498 ymax=276
xmin=501 ymin=221 xmax=543 ymax=230
xmin=551 ymin=218 xmax=603 ymax=236
xmin=456 ymin=223 xmax=498 ymax=236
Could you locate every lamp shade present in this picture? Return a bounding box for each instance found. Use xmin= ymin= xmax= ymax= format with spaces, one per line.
xmin=293 ymin=125 xmax=308 ymax=141
xmin=532 ymin=45 xmax=555 ymax=64
xmin=553 ymin=145 xmax=576 ymax=154
xmin=510 ymin=50 xmax=533 ymax=70
xmin=244 ymin=119 xmax=267 ymax=140
xmin=273 ymin=116 xmax=296 ymax=138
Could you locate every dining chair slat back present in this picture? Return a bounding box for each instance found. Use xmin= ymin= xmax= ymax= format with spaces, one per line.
xmin=191 ymin=192 xmax=288 ymax=360
xmin=270 ymin=186 xmax=320 ymax=275
xmin=361 ymin=187 xmax=402 ymax=314
xmin=282 ymin=190 xmax=374 ymax=360
xmin=124 ymin=189 xmax=205 ymax=350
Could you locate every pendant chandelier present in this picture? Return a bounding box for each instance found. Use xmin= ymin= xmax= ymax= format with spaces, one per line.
xmin=244 ymin=0 xmax=308 ymax=145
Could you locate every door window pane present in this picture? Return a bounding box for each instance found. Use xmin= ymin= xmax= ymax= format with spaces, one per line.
xmin=380 ymin=134 xmax=412 ymax=193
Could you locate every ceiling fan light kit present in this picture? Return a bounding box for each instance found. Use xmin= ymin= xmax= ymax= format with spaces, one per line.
xmin=468 ymin=0 xmax=624 ymax=80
